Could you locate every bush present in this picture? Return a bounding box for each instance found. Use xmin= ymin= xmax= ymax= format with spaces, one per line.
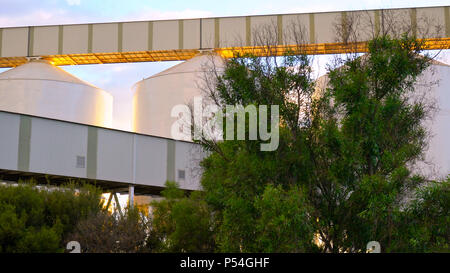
xmin=66 ymin=207 xmax=149 ymax=253
xmin=147 ymin=181 xmax=215 ymax=252
xmin=0 ymin=180 xmax=103 ymax=253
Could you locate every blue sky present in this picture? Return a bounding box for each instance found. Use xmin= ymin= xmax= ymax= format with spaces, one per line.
xmin=0 ymin=0 xmax=449 ymax=130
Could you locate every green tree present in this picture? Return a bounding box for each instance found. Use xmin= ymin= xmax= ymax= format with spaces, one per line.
xmin=253 ymin=185 xmax=316 ymax=252
xmin=199 ymin=46 xmax=318 ymax=252
xmin=314 ymin=35 xmax=434 ymax=252
xmin=147 ymin=181 xmax=215 ymax=252
xmin=198 ymin=34 xmax=448 ymax=252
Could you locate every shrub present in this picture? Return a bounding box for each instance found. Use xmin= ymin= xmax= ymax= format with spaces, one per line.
xmin=0 ymin=180 xmax=103 ymax=253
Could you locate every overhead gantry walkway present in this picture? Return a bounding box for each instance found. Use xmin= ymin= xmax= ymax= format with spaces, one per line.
xmin=0 ymin=6 xmax=449 ymax=68
xmin=0 ymin=110 xmax=202 ymax=195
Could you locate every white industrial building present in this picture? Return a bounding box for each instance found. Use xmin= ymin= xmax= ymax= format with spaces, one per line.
xmin=414 ymin=62 xmax=450 ymax=180
xmin=0 ymin=59 xmax=204 ymax=200
xmin=133 ymin=54 xmax=223 ymax=140
xmin=0 ymin=56 xmax=450 ymax=203
xmin=0 ymin=6 xmax=448 ymax=205
xmin=0 ymin=54 xmax=448 ymax=201
xmin=0 ymin=59 xmax=113 ymax=127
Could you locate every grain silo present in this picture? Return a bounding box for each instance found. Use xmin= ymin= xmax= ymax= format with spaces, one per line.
xmin=132 ymin=53 xmax=223 ymax=140
xmin=414 ymin=61 xmax=450 ymax=180
xmin=0 ymin=59 xmax=113 ymax=127
xmin=314 ymin=60 xmax=450 ymax=180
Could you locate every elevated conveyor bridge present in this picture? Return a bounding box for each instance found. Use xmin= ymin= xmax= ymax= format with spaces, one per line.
xmin=0 ymin=6 xmax=449 ymax=68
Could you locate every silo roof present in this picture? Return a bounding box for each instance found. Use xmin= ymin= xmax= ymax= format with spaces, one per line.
xmin=142 ymin=53 xmax=224 ymax=81
xmin=0 ymin=60 xmax=100 ymax=88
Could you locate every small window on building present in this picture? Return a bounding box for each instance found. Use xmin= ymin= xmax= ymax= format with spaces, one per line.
xmin=76 ymin=156 xmax=85 ymax=168
xmin=178 ymin=169 xmax=186 ymax=180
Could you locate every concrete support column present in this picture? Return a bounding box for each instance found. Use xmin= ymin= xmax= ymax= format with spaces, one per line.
xmin=129 ymin=185 xmax=134 ymax=208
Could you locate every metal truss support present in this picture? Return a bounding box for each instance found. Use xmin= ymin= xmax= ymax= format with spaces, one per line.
xmin=112 ymin=192 xmax=123 ymax=218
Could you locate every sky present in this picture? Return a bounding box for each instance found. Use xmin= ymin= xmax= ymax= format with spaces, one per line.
xmin=0 ymin=0 xmax=449 ymax=130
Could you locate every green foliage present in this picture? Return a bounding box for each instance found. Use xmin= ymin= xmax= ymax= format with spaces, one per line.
xmin=253 ymin=185 xmax=315 ymax=252
xmin=200 ymin=48 xmax=318 ymax=252
xmin=67 ymin=206 xmax=149 ymax=253
xmin=0 ymin=204 xmax=27 ymax=252
xmin=1 ymin=35 xmax=446 ymax=253
xmin=312 ymin=35 xmax=435 ymax=252
xmin=147 ymin=181 xmax=215 ymax=252
xmin=201 ymin=137 xmax=316 ymax=252
xmin=393 ymin=177 xmax=450 ymax=252
xmin=326 ymin=35 xmax=430 ymax=178
xmin=15 ymin=225 xmax=62 ymax=253
xmin=0 ymin=180 xmax=102 ymax=253
xmin=198 ymin=34 xmax=448 ymax=252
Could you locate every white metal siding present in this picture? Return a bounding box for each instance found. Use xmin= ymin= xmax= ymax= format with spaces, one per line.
xmin=96 ymin=128 xmax=133 ymax=183
xmin=29 ymin=118 xmax=88 ymax=178
xmin=135 ymin=135 xmax=167 ymax=187
xmin=0 ymin=112 xmax=20 ymax=171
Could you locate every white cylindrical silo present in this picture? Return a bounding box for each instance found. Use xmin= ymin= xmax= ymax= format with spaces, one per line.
xmin=0 ymin=59 xmax=113 ymax=127
xmin=415 ymin=62 xmax=450 ymax=180
xmin=132 ymin=53 xmax=223 ymax=140
xmin=314 ymin=61 xmax=450 ymax=180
